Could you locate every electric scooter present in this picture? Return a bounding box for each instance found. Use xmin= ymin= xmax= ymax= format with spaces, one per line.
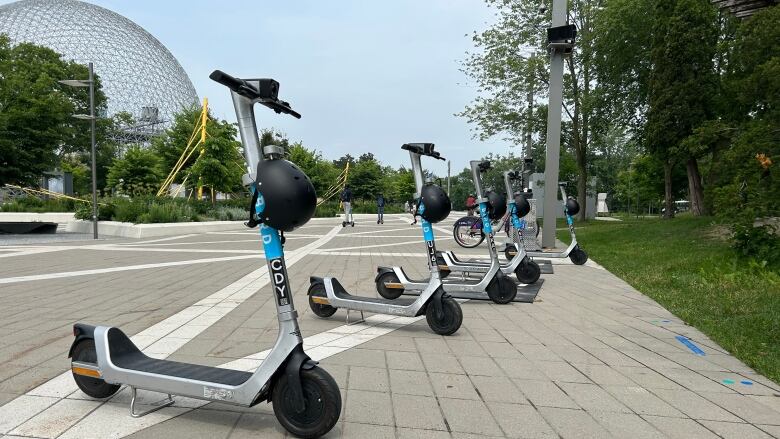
xmin=375 ymin=160 xmax=519 ymax=304
xmin=504 ymin=183 xmax=588 ymax=265
xmin=68 ymin=71 xmax=341 ymax=438
xmin=436 ymin=170 xmax=541 ymax=284
xmin=307 ymin=143 xmax=463 ymax=335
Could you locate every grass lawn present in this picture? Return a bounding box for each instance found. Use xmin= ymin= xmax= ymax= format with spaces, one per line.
xmin=561 ymin=215 xmax=780 ymax=384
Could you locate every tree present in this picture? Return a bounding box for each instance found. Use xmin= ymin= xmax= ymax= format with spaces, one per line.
xmin=349 ymin=158 xmax=382 ymax=200
xmin=106 ymin=146 xmax=164 ymax=196
xmin=0 ymin=35 xmax=108 ymax=186
xmin=152 ymin=106 xmax=243 ymax=198
xmin=645 ymin=0 xmax=718 ymax=217
xmin=287 ymin=142 xmax=340 ymax=194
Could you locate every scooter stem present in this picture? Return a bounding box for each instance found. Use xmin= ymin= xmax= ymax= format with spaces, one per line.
xmin=230 ymin=89 xmax=262 ymax=184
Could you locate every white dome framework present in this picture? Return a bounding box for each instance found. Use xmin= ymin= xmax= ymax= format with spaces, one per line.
xmin=0 ymin=0 xmax=199 ymax=142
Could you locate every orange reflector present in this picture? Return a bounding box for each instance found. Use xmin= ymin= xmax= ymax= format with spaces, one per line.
xmin=72 ymin=366 xmax=101 ymax=378
xmin=384 ymin=282 xmax=404 ymax=289
xmin=438 ymin=265 xmax=450 ymax=271
xmin=311 ymin=296 xmax=330 ymax=305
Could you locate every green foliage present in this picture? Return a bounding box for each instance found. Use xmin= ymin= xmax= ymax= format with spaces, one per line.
xmin=73 ymin=196 xmax=252 ymax=224
xmin=0 ymin=34 xmax=108 ymax=186
xmin=349 ymin=157 xmax=383 ymax=200
xmin=0 ymin=196 xmax=77 ymax=213
xmin=106 ymin=146 xmax=165 ymax=196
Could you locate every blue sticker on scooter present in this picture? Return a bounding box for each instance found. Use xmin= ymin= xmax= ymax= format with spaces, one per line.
xmin=675 ymin=335 xmax=706 ymax=356
xmin=566 ymin=215 xmax=573 ymax=226
xmin=421 ymin=217 xmax=434 ymax=243
xmin=509 ymin=202 xmax=523 ymax=230
xmin=260 ymin=224 xmax=283 ymax=259
xmin=479 ymin=203 xmax=493 ymax=234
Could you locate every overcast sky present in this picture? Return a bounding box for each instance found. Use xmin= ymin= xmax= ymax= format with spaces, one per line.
xmin=6 ymin=0 xmax=516 ymax=176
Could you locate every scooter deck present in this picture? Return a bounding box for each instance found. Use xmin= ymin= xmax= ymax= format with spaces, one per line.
xmin=107 ymin=328 xmax=252 ymax=385
xmin=401 ymin=279 xmax=543 ymax=303
xmin=333 ymin=277 xmax=418 ymax=306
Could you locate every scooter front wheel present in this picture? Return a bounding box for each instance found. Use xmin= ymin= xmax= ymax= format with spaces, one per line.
xmin=486 ymin=275 xmax=518 ymax=304
xmin=71 ymin=339 xmax=120 ymax=399
xmin=376 ymin=271 xmax=404 ymax=300
xmin=504 ymin=247 xmax=516 ymax=261
xmin=308 ymin=284 xmax=337 ymax=318
xmin=426 ymin=297 xmax=463 ymax=335
xmin=569 ymin=247 xmax=588 ymax=265
xmin=272 ymin=366 xmax=342 ymax=439
xmin=515 ymin=259 xmax=541 ymax=284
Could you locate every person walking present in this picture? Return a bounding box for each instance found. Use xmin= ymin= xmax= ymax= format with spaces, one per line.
xmin=466 ymin=194 xmax=476 ymax=216
xmin=376 ymin=193 xmax=385 ymax=224
xmin=409 ymin=198 xmax=417 ymax=225
xmin=340 ymin=185 xmax=353 ymax=226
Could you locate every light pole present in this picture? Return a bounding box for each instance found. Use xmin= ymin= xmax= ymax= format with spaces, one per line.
xmin=59 ymin=62 xmax=98 ymax=239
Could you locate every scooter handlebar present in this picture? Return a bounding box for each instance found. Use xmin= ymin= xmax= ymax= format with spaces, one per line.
xmin=401 ymin=143 xmax=446 ymax=160
xmin=209 ymin=70 xmax=301 ymax=119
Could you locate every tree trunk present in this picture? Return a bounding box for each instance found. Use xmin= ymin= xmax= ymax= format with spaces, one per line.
xmin=686 ymin=157 xmax=707 ymax=216
xmin=576 ymin=154 xmax=587 ymax=222
xmin=663 ymin=161 xmax=675 ymax=219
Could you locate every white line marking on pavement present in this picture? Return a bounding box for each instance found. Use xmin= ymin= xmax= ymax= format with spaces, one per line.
xmin=0 ymin=225 xmax=343 ymax=437
xmin=340 ymin=226 xmax=413 ymax=236
xmin=321 ymin=237 xmax=451 ymax=253
xmin=130 ymin=234 xmax=200 ymax=245
xmin=85 ymin=246 xmax=260 ymax=255
xmin=0 ymin=255 xmax=264 ymax=285
xmin=311 ymin=250 xmax=425 ymax=258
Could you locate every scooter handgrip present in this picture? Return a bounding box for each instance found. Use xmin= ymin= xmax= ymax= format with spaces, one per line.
xmin=209 ymin=70 xmax=245 ymax=92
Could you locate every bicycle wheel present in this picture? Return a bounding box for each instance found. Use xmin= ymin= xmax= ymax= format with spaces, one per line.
xmin=453 ymin=223 xmax=485 ymax=248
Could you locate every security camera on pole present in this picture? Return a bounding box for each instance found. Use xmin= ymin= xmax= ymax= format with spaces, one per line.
xmin=541 ymin=0 xmax=576 ymax=249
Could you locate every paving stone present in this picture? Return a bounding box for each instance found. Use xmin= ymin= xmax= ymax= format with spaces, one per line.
xmin=512 ymin=378 xmax=580 ymax=409
xmin=386 ymin=351 xmax=425 ymax=371
xmin=651 ymin=388 xmax=743 ymax=422
xmin=493 ymin=357 xmax=544 ymax=379
xmin=574 ymin=363 xmax=636 ymax=386
xmin=699 ymin=391 xmax=780 ymax=425
xmin=486 ymin=401 xmax=557 ymax=438
xmin=699 ymin=420 xmax=775 ymax=439
xmin=226 ymin=413 xmax=286 ymax=439
xmin=429 ymin=373 xmax=480 ymax=400
xmin=396 ymin=427 xmax=452 ymax=439
xmin=604 ymin=385 xmax=685 ymax=417
xmin=589 ymin=411 xmax=666 ymax=439
xmin=438 ymin=397 xmax=503 ymax=436
xmin=458 ymin=355 xmax=504 ymax=377
xmin=325 ymin=348 xmax=387 ymax=369
xmin=470 ymin=375 xmax=527 ymax=404
xmin=538 ymin=406 xmax=613 ymax=438
xmin=557 ymin=382 xmax=632 ymax=414
xmin=348 ymin=366 xmax=389 ymax=392
xmin=421 ymin=353 xmax=465 ymax=374
xmin=534 ymin=360 xmax=592 ymax=383
xmin=756 ymin=424 xmax=780 ymax=438
xmin=392 ymin=393 xmax=446 ymax=430
xmin=341 ymin=422 xmax=395 ymax=439
xmin=344 ymin=389 xmax=394 ymax=426
xmin=124 ymin=408 xmax=240 ymax=439
xmin=613 ymin=366 xmax=685 ymax=390
xmin=388 ymin=369 xmax=434 ymax=396
xmin=642 ymin=415 xmax=719 ymax=438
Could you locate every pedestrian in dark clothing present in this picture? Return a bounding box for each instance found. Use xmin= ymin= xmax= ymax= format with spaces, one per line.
xmin=376 ymin=193 xmax=385 ymax=224
xmin=340 ymin=185 xmax=353 ymax=225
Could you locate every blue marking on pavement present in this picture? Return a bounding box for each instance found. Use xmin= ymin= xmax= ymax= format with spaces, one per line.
xmin=722 ymin=379 xmax=735 ymax=384
xmin=675 ymin=335 xmax=706 ymax=356
xmin=740 ymin=380 xmax=753 ymax=386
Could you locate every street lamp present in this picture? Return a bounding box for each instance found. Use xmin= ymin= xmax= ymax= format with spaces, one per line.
xmin=59 ymin=62 xmax=98 ymax=240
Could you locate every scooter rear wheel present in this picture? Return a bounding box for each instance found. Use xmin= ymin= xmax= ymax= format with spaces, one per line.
xmin=272 ymin=366 xmax=342 ymax=439
xmin=426 ymin=297 xmax=463 ymax=335
xmin=515 ymin=258 xmax=541 ymax=284
xmin=569 ymin=247 xmax=588 ymax=265
xmin=71 ymin=339 xmax=120 ymax=399
xmin=376 ymin=271 xmax=404 ymax=300
xmin=486 ymin=275 xmax=518 ymax=304
xmin=308 ymin=284 xmax=337 ymax=317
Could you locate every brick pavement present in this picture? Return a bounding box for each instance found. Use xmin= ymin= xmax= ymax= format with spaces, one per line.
xmin=0 ymin=214 xmax=777 ymax=439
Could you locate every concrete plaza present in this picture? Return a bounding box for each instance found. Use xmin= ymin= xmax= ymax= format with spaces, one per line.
xmin=0 ymin=214 xmax=778 ymax=439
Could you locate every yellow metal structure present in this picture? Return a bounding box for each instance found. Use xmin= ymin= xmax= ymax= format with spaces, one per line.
xmin=317 ymin=162 xmax=349 ymax=206
xmin=157 ymin=98 xmax=210 ymax=197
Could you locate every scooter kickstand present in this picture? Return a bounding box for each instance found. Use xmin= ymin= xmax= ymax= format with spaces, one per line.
xmin=129 ymin=386 xmax=175 ymax=418
xmin=346 ymin=309 xmax=365 ymax=325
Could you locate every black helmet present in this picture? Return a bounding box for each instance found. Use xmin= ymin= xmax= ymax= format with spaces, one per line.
xmin=419 ymin=184 xmax=451 ymax=223
xmin=514 ymin=193 xmax=531 ymax=217
xmin=486 ymin=191 xmax=507 ymax=220
xmin=565 ymin=197 xmax=580 ymax=216
xmin=255 ymin=159 xmax=317 ymax=231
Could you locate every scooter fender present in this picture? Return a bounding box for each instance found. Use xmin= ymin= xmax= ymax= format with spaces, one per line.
xmin=68 ymin=323 xmax=96 ymax=358
xmin=281 ymin=343 xmax=318 ymax=412
xmin=374 ymin=267 xmax=394 ymax=282
xmin=418 ymin=286 xmax=448 ymax=318
xmin=308 ymin=276 xmax=324 ymax=294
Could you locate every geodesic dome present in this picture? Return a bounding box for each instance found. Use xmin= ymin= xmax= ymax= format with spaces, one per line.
xmin=0 ymin=0 xmax=199 ymax=128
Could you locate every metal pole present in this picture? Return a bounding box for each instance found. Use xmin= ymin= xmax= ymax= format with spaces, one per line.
xmin=541 ymin=0 xmax=566 ymax=249
xmin=447 ymin=160 xmax=451 ymax=196
xmin=526 ymin=89 xmax=533 ymax=159
xmin=89 ymin=62 xmax=98 ymax=240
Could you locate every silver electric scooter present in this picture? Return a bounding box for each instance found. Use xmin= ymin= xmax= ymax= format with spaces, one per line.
xmin=437 ymin=170 xmax=541 ymax=284
xmin=504 ymin=183 xmax=588 ymax=265
xmin=307 ymin=143 xmax=463 ymax=336
xmin=375 ymin=160 xmax=519 ymax=304
xmin=68 ymin=71 xmax=341 ymax=439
